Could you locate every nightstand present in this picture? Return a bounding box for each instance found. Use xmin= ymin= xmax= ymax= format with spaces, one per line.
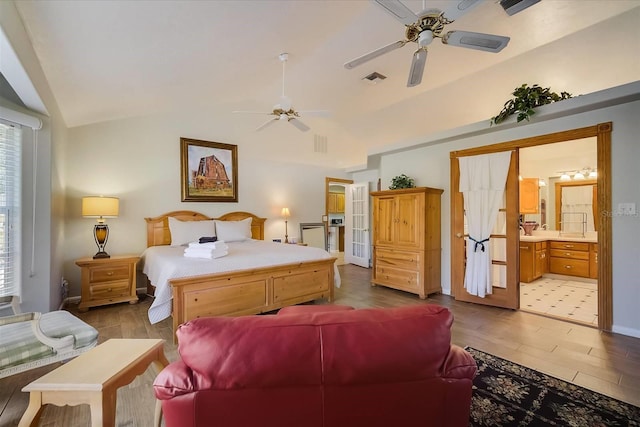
xmin=75 ymin=255 xmax=140 ymax=312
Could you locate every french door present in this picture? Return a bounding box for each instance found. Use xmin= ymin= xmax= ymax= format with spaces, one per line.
xmin=451 ymin=150 xmax=520 ymax=309
xmin=344 ymin=182 xmax=370 ymax=268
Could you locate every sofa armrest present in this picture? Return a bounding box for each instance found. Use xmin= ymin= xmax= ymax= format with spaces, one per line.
xmin=277 ymin=304 xmax=354 ymax=315
xmin=154 ymin=359 xmax=196 ymax=400
xmin=442 ymin=345 xmax=477 ymax=380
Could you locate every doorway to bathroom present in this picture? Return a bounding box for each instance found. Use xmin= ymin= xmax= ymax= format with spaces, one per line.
xmin=519 ymin=139 xmax=599 ymax=326
xmin=450 ymin=123 xmax=612 ymax=332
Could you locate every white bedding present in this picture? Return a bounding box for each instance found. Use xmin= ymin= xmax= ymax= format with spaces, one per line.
xmin=141 ymin=240 xmax=341 ymax=324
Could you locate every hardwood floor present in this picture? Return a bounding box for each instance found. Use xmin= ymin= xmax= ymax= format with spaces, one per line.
xmin=1 ymin=264 xmax=638 ymax=426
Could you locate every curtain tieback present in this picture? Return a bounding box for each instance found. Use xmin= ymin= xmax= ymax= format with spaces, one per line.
xmin=469 ymin=236 xmax=490 ymax=252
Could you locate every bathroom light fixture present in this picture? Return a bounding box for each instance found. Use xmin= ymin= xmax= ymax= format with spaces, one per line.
xmin=560 ymin=172 xmax=571 ymax=181
xmin=82 ymin=196 xmax=119 ymax=258
xmin=573 ymin=171 xmax=585 ymax=180
xmin=538 ymin=179 xmax=546 ymax=187
xmin=589 ymin=169 xmax=597 ymax=178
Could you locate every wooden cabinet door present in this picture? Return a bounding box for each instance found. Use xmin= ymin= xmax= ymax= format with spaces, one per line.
xmin=328 ymin=193 xmax=337 ymax=213
xmin=519 ymin=242 xmax=534 ymax=282
xmin=519 ymin=178 xmax=539 ymax=214
xmin=373 ymin=196 xmax=396 ymax=246
xmin=337 ymin=193 xmax=345 ymax=213
xmin=395 ymin=193 xmax=423 ymax=249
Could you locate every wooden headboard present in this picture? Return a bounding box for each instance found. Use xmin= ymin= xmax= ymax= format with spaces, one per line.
xmin=144 ymin=210 xmax=266 ymax=247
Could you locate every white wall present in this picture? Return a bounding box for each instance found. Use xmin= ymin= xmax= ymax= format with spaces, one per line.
xmin=63 ymin=109 xmax=349 ymax=296
xmin=371 ymin=97 xmax=640 ymax=337
xmin=1 ymin=1 xmax=69 ymax=314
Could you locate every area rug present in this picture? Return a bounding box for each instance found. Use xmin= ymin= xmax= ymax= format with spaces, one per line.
xmin=466 ymin=347 xmax=640 ymax=426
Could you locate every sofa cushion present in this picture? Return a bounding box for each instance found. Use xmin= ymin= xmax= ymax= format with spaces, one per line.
xmin=175 ymin=304 xmax=453 ymax=391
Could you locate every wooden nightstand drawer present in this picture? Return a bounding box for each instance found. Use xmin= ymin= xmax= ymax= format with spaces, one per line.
xmin=89 ymin=265 xmax=130 ymax=283
xmin=89 ymin=280 xmax=131 ymax=300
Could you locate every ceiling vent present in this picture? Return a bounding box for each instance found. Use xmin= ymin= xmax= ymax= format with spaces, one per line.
xmin=499 ymin=0 xmax=540 ymax=16
xmin=362 ymin=72 xmax=387 ymax=85
xmin=314 ymin=134 xmax=328 ymax=153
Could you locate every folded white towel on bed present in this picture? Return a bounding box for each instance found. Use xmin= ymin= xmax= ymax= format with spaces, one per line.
xmin=184 ymin=247 xmax=228 ymax=259
xmin=187 ymin=240 xmax=228 ymax=250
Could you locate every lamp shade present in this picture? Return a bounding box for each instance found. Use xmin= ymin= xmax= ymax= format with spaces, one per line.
xmin=281 ymin=207 xmax=290 ymax=218
xmin=82 ymin=196 xmax=119 ymax=218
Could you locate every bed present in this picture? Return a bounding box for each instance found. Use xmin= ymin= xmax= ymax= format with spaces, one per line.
xmin=141 ymin=211 xmax=337 ymax=336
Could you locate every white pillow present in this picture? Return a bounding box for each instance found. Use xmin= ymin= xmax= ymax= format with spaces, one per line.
xmin=168 ymin=217 xmax=216 ymax=246
xmin=214 ymin=217 xmax=252 ymax=242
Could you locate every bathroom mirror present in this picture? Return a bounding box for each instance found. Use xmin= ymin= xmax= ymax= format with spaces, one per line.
xmin=554 ymin=180 xmax=597 ymax=232
xmin=299 ymin=223 xmax=328 ymax=251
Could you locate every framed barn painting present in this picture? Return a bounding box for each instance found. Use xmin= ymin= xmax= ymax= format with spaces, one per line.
xmin=180 ymin=137 xmax=238 ymax=202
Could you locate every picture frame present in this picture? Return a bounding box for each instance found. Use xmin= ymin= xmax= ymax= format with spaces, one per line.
xmin=180 ymin=137 xmax=238 ymax=202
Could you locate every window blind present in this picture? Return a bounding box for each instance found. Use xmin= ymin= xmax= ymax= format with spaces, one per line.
xmin=0 ymin=120 xmax=21 ymax=298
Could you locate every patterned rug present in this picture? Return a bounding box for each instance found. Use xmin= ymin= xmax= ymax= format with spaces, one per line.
xmin=466 ymin=347 xmax=640 ymax=426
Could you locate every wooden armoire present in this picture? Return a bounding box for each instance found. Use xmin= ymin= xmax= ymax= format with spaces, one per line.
xmin=370 ymin=186 xmax=443 ymax=299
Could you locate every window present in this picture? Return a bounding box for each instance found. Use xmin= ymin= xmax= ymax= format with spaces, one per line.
xmin=0 ymin=120 xmax=21 ymax=298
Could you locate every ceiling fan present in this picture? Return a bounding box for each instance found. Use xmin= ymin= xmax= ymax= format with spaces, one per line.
xmin=233 ymin=53 xmax=328 ymax=132
xmin=345 ymin=0 xmax=510 ymax=87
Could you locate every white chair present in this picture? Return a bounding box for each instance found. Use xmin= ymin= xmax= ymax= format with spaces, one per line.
xmin=0 ymin=310 xmax=98 ymax=379
xmin=0 ymin=295 xmax=21 ymax=314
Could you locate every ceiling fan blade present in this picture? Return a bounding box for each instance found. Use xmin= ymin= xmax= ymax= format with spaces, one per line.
xmin=407 ymin=48 xmax=427 ymax=87
xmin=297 ymin=110 xmax=330 ymax=117
xmin=288 ymin=118 xmax=310 ymax=132
xmin=441 ymin=0 xmax=483 ymax=21
xmin=442 ymin=30 xmax=510 ymax=53
xmin=344 ymin=40 xmax=407 ymax=69
xmin=233 ymin=110 xmax=272 ymax=115
xmin=256 ymin=117 xmax=278 ymax=131
xmin=372 ymin=0 xmax=419 ymax=25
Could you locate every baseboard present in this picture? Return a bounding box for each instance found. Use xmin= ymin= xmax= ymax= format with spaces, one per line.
xmin=612 ymin=324 xmax=640 ymax=339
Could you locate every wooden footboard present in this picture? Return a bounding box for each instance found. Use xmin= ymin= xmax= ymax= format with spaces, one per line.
xmin=169 ymin=258 xmax=335 ymax=336
xmin=144 ymin=210 xmax=336 ymax=338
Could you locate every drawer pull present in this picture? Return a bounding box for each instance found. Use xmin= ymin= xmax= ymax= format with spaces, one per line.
xmin=563 ymin=244 xmax=574 ymax=248
xmin=564 ymin=265 xmax=572 ymax=269
xmin=107 ymin=272 xmax=114 ymax=276
xmin=565 ymin=252 xmax=571 ymax=256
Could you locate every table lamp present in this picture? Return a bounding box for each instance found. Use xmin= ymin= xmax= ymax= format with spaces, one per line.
xmin=281 ymin=207 xmax=290 ymax=243
xmin=82 ymin=196 xmax=119 ymax=259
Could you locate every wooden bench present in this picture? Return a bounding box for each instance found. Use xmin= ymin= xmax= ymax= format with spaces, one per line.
xmin=19 ymin=339 xmax=168 ymax=427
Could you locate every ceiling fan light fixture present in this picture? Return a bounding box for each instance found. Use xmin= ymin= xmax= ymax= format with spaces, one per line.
xmin=418 ymin=30 xmax=433 ymax=47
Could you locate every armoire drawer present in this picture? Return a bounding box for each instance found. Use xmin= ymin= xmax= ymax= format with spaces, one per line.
xmin=374 ymin=266 xmax=419 ymax=291
xmin=375 ymin=248 xmax=421 ymax=270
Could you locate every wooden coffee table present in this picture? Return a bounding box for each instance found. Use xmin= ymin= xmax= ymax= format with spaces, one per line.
xmin=18 ymin=338 xmax=168 ymax=427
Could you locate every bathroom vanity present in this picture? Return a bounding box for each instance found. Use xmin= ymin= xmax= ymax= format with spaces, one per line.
xmin=519 ymin=234 xmax=597 ymax=282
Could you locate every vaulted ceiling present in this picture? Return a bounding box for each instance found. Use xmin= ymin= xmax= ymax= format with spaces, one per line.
xmin=14 ymin=1 xmax=640 ymax=167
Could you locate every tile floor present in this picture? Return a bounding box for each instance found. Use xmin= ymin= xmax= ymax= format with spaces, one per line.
xmin=520 ymin=276 xmax=598 ymax=326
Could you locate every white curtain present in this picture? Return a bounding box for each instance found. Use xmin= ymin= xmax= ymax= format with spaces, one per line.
xmin=459 ymin=151 xmax=512 ymax=297
xmin=562 ymin=185 xmax=594 ymax=232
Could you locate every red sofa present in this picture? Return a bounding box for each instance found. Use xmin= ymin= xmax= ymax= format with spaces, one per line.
xmin=153 ymin=304 xmax=477 ymax=427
